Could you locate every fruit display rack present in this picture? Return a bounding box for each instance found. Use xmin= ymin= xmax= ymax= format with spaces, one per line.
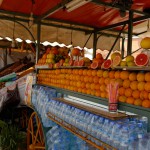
xmin=115 ymin=66 xmax=150 ymax=71
xmin=47 ymin=111 xmax=117 ymax=150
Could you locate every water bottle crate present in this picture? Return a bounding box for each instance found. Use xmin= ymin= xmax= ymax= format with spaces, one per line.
xmin=47 ymin=112 xmax=117 ymax=150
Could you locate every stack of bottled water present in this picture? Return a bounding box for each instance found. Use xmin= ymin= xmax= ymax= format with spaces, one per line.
xmin=46 ymin=125 xmax=90 ymax=150
xmin=31 ymin=85 xmax=150 ymax=150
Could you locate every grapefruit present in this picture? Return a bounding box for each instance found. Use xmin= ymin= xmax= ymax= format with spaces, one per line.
xmin=111 ymin=52 xmax=121 ymax=60
xmin=96 ymin=53 xmax=103 ymax=59
xmin=71 ymin=48 xmax=80 ymax=56
xmin=112 ymin=55 xmax=121 ymax=67
xmin=73 ymin=60 xmax=79 ymax=66
xmin=90 ymin=61 xmax=99 ymax=69
xmin=126 ymin=55 xmax=134 ymax=62
xmin=69 ymin=59 xmax=74 ymax=66
xmin=135 ymin=53 xmax=149 ymax=66
xmin=78 ymin=59 xmax=85 ymax=66
xmin=140 ymin=37 xmax=150 ymax=49
xmin=102 ymin=59 xmax=112 ymax=69
xmin=49 ymin=63 xmax=53 ymax=69
xmin=59 ymin=59 xmax=65 ymax=66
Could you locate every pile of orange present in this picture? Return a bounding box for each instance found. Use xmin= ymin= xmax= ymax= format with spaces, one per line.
xmin=38 ymin=69 xmax=150 ymax=108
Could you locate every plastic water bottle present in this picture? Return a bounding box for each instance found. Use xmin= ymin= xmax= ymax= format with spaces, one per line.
xmin=110 ymin=122 xmax=122 ymax=148
xmin=139 ymin=116 xmax=148 ymax=133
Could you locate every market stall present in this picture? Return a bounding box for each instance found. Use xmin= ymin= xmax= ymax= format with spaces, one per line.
xmin=0 ymin=0 xmax=150 ymax=150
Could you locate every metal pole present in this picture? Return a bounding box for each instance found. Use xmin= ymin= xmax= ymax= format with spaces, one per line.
xmin=93 ymin=30 xmax=97 ymax=59
xmin=121 ymin=37 xmax=125 ymax=59
xmin=36 ymin=21 xmax=41 ymax=64
xmin=3 ymin=48 xmax=7 ymax=67
xmin=105 ymin=24 xmax=126 ymax=60
xmin=83 ymin=32 xmax=92 ymax=49
xmin=127 ymin=10 xmax=133 ymax=56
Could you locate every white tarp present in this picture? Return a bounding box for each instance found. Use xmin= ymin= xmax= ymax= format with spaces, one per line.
xmin=0 ymin=20 xmax=120 ymax=50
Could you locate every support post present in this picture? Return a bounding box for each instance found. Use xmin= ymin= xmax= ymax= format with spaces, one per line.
xmin=93 ymin=30 xmax=97 ymax=59
xmin=127 ymin=10 xmax=133 ymax=56
xmin=121 ymin=37 xmax=125 ymax=59
xmin=105 ymin=24 xmax=126 ymax=60
xmin=36 ymin=21 xmax=41 ymax=64
xmin=3 ymin=48 xmax=7 ymax=67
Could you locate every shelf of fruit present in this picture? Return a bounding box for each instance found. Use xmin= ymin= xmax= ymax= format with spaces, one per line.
xmin=36 ymin=38 xmax=150 ymax=131
xmin=47 ymin=111 xmax=117 ymax=150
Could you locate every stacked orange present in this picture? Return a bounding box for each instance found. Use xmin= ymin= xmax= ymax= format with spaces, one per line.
xmin=37 ymin=69 xmax=150 ymax=108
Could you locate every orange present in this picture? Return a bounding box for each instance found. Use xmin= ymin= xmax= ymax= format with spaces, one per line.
xmin=88 ymin=76 xmax=94 ymax=83
xmin=129 ymin=72 xmax=137 ymax=81
xmin=93 ymin=76 xmax=99 ymax=83
xmin=87 ymin=70 xmax=92 ymax=76
xmin=116 ymin=79 xmax=123 ymax=86
xmin=94 ymin=84 xmax=100 ymax=90
xmin=81 ymin=83 xmax=86 ymax=89
xmin=118 ymin=87 xmax=125 ymax=96
xmin=85 ymin=83 xmax=91 ymax=89
xmin=125 ymin=88 xmax=133 ymax=97
xmin=137 ymin=73 xmax=145 ymax=82
xmin=90 ymin=90 xmax=95 ymax=96
xmin=75 ymin=75 xmax=81 ymax=81
xmin=104 ymin=78 xmax=110 ymax=85
xmin=140 ymin=91 xmax=149 ymax=100
xmin=134 ymin=99 xmax=142 ymax=106
xmin=83 ymin=69 xmax=87 ymax=76
xmin=74 ymin=87 xmax=78 ymax=92
xmin=86 ymin=89 xmax=91 ymax=95
xmin=95 ymin=90 xmax=101 ymax=97
xmin=67 ymin=69 xmax=72 ymax=74
xmin=91 ymin=70 xmax=97 ymax=76
xmin=100 ymin=84 xmax=106 ymax=92
xmin=81 ymin=88 xmax=86 ymax=94
xmin=132 ymin=90 xmax=140 ymax=99
xmin=137 ymin=82 xmax=145 ymax=91
xmin=110 ymin=79 xmax=116 ymax=84
xmin=103 ymin=71 xmax=109 ymax=78
xmin=80 ymin=76 xmax=84 ymax=82
xmin=105 ymin=93 xmax=109 ymax=99
xmin=130 ymin=81 xmax=138 ymax=90
xmin=99 ymin=77 xmax=105 ymax=84
xmin=114 ymin=71 xmax=120 ymax=79
xmin=109 ymin=71 xmax=115 ymax=79
xmin=142 ymin=100 xmax=150 ymax=108
xmin=74 ymin=69 xmax=79 ymax=75
xmin=78 ymin=69 xmax=83 ymax=75
xmin=144 ymin=82 xmax=150 ymax=92
xmin=77 ymin=88 xmax=82 ymax=93
xmin=123 ymin=79 xmax=131 ymax=88
xmin=90 ymin=83 xmax=95 ymax=90
xmin=101 ymin=92 xmax=106 ymax=98
xmin=119 ymin=96 xmax=127 ymax=102
xmin=149 ymin=93 xmax=150 ymax=100
xmin=126 ymin=97 xmax=135 ymax=105
xmin=120 ymin=71 xmax=130 ymax=80
xmin=97 ymin=70 xmax=103 ymax=77
xmin=84 ymin=76 xmax=89 ymax=83
xmin=145 ymin=72 xmax=150 ymax=82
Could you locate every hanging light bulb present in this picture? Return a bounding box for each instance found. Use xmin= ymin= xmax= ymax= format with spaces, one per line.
xmin=11 ymin=38 xmax=15 ymax=48
xmin=29 ymin=12 xmax=34 ymax=28
xmin=11 ymin=18 xmax=16 ymax=48
xmin=147 ymin=19 xmax=150 ymax=32
xmin=28 ymin=0 xmax=35 ymax=28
